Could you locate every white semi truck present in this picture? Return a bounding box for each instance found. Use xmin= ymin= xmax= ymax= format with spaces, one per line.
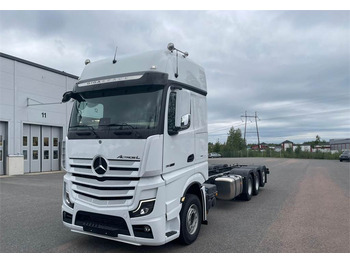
xmin=61 ymin=43 xmax=269 ymax=246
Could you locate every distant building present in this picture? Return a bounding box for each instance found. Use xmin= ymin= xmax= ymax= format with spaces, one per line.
xmin=293 ymin=144 xmax=312 ymax=152
xmin=274 ymin=146 xmax=282 ymax=152
xmin=281 ymin=140 xmax=293 ymax=151
xmin=314 ymin=144 xmax=331 ymax=153
xmin=0 ymin=52 xmax=78 ymax=175
xmin=251 ymin=143 xmax=269 ymax=151
xmin=330 ymin=139 xmax=350 ymax=151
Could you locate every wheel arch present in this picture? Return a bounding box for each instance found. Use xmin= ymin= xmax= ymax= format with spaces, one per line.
xmin=180 ymin=173 xmax=206 ymax=224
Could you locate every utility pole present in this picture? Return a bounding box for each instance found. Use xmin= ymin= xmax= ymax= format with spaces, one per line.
xmin=241 ymin=111 xmax=261 ymax=151
xmin=241 ymin=111 xmax=248 ymax=144
xmin=255 ymin=111 xmax=260 ymax=151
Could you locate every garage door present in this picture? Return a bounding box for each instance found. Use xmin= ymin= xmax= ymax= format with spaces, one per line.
xmin=23 ymin=124 xmax=62 ymax=173
xmin=0 ymin=121 xmax=7 ymax=175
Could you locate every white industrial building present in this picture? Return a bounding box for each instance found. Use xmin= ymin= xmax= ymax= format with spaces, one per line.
xmin=0 ymin=52 xmax=78 ymax=175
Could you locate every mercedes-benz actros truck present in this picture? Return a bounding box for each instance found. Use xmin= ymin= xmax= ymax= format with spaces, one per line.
xmin=61 ymin=43 xmax=270 ymax=246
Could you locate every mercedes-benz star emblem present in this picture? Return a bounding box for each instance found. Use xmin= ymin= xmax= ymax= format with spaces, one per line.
xmin=93 ymin=156 xmax=108 ymax=175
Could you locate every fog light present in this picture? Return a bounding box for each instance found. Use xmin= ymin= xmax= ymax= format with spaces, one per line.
xmin=132 ymin=225 xmax=153 ymax=239
xmin=129 ymin=199 xmax=155 ymax=218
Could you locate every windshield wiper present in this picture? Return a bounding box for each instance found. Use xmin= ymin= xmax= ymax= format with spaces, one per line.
xmin=104 ymin=123 xmax=136 ymax=130
xmin=104 ymin=123 xmax=143 ymax=138
xmin=70 ymin=125 xmax=100 ymax=138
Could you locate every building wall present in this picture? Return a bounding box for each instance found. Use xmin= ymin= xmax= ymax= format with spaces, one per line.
xmin=330 ymin=139 xmax=350 ymax=151
xmin=282 ymin=142 xmax=293 ymax=150
xmin=0 ymin=54 xmax=78 ymax=174
xmin=293 ymin=145 xmax=312 ymax=152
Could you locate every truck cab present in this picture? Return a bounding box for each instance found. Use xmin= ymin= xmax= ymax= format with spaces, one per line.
xmin=61 ymin=45 xmax=209 ymax=245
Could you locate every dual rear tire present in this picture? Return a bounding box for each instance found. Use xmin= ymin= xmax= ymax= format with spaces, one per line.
xmin=241 ymin=175 xmax=253 ymax=201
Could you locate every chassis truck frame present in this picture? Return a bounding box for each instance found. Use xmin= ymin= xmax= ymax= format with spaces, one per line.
xmin=61 ymin=43 xmax=270 ymax=246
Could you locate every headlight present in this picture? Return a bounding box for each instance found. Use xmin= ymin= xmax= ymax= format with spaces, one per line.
xmin=129 ymin=199 xmax=155 ymax=218
xmin=64 ymin=182 xmax=74 ymax=209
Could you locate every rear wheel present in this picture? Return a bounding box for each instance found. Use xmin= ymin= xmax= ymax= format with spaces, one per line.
xmin=241 ymin=175 xmax=253 ymax=201
xmin=259 ymin=171 xmax=266 ymax=187
xmin=253 ymin=174 xmax=259 ymax=195
xmin=179 ymin=194 xmax=202 ymax=245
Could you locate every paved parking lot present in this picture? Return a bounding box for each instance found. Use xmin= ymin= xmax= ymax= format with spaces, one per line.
xmin=0 ymin=158 xmax=349 ymax=252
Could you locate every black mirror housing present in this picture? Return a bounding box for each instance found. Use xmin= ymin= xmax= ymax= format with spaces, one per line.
xmin=62 ymin=91 xmax=85 ymax=103
xmin=62 ymin=91 xmax=73 ymax=103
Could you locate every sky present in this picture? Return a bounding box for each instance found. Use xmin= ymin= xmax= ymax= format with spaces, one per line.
xmin=1 ymin=5 xmax=349 ymax=145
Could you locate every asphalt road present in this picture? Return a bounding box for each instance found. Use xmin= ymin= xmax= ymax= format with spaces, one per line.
xmin=0 ymin=158 xmax=349 ymax=253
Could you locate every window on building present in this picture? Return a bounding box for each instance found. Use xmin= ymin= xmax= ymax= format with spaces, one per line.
xmin=44 ymin=137 xmax=49 ymax=147
xmin=53 ymin=138 xmax=58 ymax=147
xmin=23 ymin=150 xmax=27 ymax=160
xmin=33 ymin=150 xmax=38 ymax=160
xmin=53 ymin=150 xmax=58 ymax=159
xmin=23 ymin=136 xmax=28 ymax=146
xmin=44 ymin=150 xmax=49 ymax=159
xmin=33 ymin=137 xmax=38 ymax=147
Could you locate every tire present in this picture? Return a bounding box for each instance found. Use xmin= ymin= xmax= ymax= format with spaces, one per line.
xmin=252 ymin=173 xmax=259 ymax=196
xmin=241 ymin=175 xmax=253 ymax=201
xmin=259 ymin=171 xmax=266 ymax=188
xmin=179 ymin=194 xmax=202 ymax=245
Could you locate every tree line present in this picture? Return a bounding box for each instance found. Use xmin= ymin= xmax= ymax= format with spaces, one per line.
xmin=208 ymin=127 xmax=341 ymax=160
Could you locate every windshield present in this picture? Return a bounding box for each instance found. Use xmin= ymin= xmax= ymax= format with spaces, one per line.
xmin=68 ymin=85 xmax=164 ymax=139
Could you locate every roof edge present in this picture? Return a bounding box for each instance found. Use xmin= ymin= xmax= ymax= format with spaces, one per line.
xmin=0 ymin=52 xmax=79 ymax=79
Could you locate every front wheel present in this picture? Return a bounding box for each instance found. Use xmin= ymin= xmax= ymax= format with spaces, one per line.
xmin=179 ymin=194 xmax=202 ymax=245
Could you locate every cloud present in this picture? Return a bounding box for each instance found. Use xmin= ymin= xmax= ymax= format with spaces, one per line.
xmin=0 ymin=10 xmax=349 ymax=144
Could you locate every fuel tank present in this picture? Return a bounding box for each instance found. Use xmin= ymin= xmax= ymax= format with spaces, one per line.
xmin=214 ymin=175 xmax=243 ymax=200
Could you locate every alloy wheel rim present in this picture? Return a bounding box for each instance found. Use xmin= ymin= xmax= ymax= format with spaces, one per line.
xmin=186 ymin=204 xmax=199 ymax=235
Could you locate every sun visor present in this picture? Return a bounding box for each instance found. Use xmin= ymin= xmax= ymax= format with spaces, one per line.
xmin=73 ymin=71 xmax=169 ymax=93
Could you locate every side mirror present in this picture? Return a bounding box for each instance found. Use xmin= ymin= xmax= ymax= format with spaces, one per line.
xmin=62 ymin=91 xmax=73 ymax=103
xmin=181 ymin=114 xmax=191 ymax=128
xmin=62 ymin=91 xmax=85 ymax=103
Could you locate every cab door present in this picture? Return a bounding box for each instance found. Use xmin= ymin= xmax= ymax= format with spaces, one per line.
xmin=163 ymin=86 xmax=194 ymax=174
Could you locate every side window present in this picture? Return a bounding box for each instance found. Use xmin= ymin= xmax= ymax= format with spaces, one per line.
xmin=167 ymin=88 xmax=191 ymax=135
xmin=168 ymin=92 xmax=177 ymax=135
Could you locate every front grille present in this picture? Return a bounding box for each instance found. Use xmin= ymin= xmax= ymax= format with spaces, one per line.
xmin=69 ymin=157 xmax=140 ymax=206
xmin=75 ymin=211 xmax=130 ymax=237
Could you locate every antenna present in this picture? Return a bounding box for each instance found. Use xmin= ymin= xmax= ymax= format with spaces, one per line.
xmin=167 ymin=43 xmax=189 ymax=58
xmin=112 ymin=45 xmax=118 ymax=64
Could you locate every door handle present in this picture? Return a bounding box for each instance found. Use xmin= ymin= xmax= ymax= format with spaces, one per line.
xmin=187 ymin=154 xmax=194 ymax=162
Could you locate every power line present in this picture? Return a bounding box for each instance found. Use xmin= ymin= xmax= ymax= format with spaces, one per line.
xmin=208 ymin=121 xmax=244 ymax=133
xmin=208 ymin=108 xmax=350 ymax=134
xmin=260 ymin=108 xmax=350 ymax=121
xmin=240 ymin=111 xmax=261 ymax=150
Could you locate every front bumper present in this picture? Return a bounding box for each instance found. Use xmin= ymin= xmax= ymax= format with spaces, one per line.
xmin=62 ymin=174 xmax=180 ymax=246
xmin=62 ymin=204 xmax=169 ymax=246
